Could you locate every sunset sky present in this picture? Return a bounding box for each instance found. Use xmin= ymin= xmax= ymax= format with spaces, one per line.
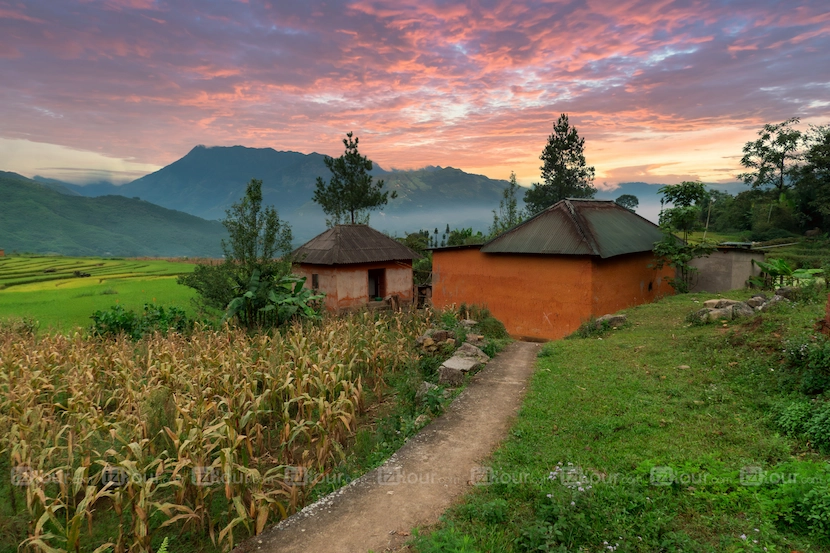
xmin=1 ymin=0 xmax=828 ymax=189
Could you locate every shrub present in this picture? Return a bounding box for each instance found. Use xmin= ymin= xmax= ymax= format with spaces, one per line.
xmin=805 ymin=402 xmax=830 ymax=452
xmin=90 ymin=303 xmax=193 ymax=340
xmin=775 ymin=400 xmax=813 ymax=436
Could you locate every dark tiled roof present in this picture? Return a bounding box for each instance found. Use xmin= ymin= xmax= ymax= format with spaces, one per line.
xmin=481 ymin=199 xmax=664 ymax=258
xmin=293 ymin=225 xmax=421 ymax=265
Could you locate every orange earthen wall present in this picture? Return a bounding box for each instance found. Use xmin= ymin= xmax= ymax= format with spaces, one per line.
xmin=591 ymin=252 xmax=675 ymax=316
xmin=294 ymin=261 xmax=413 ymax=311
xmin=431 ymin=249 xmax=594 ymax=340
xmin=432 ymin=249 xmax=674 ymax=341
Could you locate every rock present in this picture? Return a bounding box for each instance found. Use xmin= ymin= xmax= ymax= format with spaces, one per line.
xmin=465 ymin=333 xmax=485 ymax=346
xmin=460 ymin=319 xmax=478 ymax=327
xmin=745 ymin=297 xmax=765 ymax=308
xmin=732 ymin=302 xmax=755 ymax=318
xmin=753 ymin=293 xmax=768 ymax=300
xmin=776 ymin=287 xmax=797 ymax=300
xmin=760 ymin=294 xmax=788 ymax=312
xmin=445 ymin=338 xmax=456 ymax=347
xmin=703 ymin=299 xmax=739 ymax=309
xmin=415 ymin=381 xmax=438 ymax=404
xmin=421 ymin=337 xmax=435 ymax=348
xmin=595 ymin=314 xmax=627 ymax=329
xmin=678 ymin=365 xmax=690 ymax=370
xmin=431 ymin=329 xmax=450 ymax=342
xmin=708 ymin=307 xmax=733 ymax=322
xmin=688 ymin=309 xmax=710 ymax=323
xmin=455 ymin=342 xmax=490 ymax=363
xmin=438 ymin=355 xmax=482 ymax=385
xmin=439 ymin=366 xmax=464 ymax=386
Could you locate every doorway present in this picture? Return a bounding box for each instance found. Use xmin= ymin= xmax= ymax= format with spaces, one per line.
xmin=367 ymin=269 xmax=386 ymax=300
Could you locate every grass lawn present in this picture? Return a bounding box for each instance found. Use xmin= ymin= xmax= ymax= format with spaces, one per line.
xmin=0 ymin=255 xmax=197 ymax=332
xmin=413 ymin=289 xmax=830 ymax=553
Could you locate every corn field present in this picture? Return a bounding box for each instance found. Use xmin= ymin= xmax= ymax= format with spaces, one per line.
xmin=0 ymin=309 xmax=436 ymax=552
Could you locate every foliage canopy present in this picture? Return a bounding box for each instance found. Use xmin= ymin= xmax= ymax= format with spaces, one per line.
xmin=313 ymin=132 xmax=396 ymax=226
xmin=524 ymin=114 xmax=596 ymax=215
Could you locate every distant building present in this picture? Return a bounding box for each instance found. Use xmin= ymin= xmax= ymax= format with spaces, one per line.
xmin=688 ymin=244 xmax=764 ymax=293
xmin=431 ymin=199 xmax=674 ymax=340
xmin=293 ymin=225 xmax=420 ymax=311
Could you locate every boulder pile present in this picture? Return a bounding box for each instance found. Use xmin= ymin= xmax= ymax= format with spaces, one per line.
xmin=415 ymin=321 xmax=492 ymax=386
xmin=688 ymin=289 xmax=794 ymax=323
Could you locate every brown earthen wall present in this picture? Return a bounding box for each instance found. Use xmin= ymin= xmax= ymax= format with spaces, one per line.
xmin=591 ymin=252 xmax=675 ymax=316
xmin=432 ymin=248 xmax=674 ymax=341
xmin=431 ymin=249 xmax=593 ymax=340
xmin=294 ymin=261 xmax=413 ymax=311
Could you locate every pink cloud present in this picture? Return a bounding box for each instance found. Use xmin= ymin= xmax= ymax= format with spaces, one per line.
xmin=0 ymin=0 xmax=828 ymax=187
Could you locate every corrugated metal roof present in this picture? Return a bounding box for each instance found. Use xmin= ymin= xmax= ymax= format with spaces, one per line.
xmin=481 ymin=199 xmax=665 ymax=258
xmin=293 ymin=224 xmax=421 ymax=265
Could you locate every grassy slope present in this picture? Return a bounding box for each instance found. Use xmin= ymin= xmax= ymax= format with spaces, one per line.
xmin=0 ymin=172 xmax=227 ymax=257
xmin=0 ymin=256 xmax=197 ymax=332
xmin=414 ymin=290 xmax=830 ymax=553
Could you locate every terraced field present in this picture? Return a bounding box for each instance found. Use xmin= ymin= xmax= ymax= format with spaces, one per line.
xmin=0 ymin=255 xmax=200 ymax=332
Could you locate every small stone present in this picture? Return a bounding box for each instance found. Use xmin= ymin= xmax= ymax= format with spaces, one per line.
xmin=421 ymin=337 xmax=435 ymax=348
xmin=431 ymin=329 xmax=450 ymax=342
xmin=460 ymin=319 xmax=478 ymax=327
xmin=595 ymin=314 xmax=627 ymax=329
xmin=708 ymin=307 xmax=733 ymax=322
xmin=732 ymin=302 xmax=755 ymax=318
xmin=776 ymin=286 xmax=797 ymax=300
xmin=678 ymin=365 xmax=690 ymax=369
xmin=745 ymin=297 xmax=765 ymax=308
xmin=445 ymin=338 xmax=456 ymax=346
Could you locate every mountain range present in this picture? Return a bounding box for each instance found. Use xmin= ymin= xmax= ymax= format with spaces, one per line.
xmin=44 ymin=145 xmax=516 ymax=244
xmin=5 ymin=144 xmax=751 ymax=257
xmin=0 ymin=171 xmax=227 ymax=257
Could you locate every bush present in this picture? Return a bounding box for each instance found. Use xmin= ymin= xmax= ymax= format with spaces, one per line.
xmin=775 ymin=400 xmax=813 ymax=435
xmin=90 ymin=304 xmax=193 ymax=340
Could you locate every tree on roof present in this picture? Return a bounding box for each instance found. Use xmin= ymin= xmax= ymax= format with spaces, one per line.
xmin=524 ymin=114 xmax=596 ymax=215
xmin=313 ymin=132 xmax=397 ymax=226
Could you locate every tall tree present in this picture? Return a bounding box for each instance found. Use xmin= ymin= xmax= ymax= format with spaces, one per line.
xmin=523 ymin=114 xmax=596 ymax=214
xmin=179 ymin=178 xmax=293 ymax=313
xmin=738 ymin=117 xmax=802 ymax=194
xmin=313 ymin=132 xmax=396 ymax=226
xmin=490 ymin=171 xmax=524 ymax=236
xmin=794 ymin=125 xmax=830 ymax=230
xmin=614 ymin=194 xmax=639 ymax=211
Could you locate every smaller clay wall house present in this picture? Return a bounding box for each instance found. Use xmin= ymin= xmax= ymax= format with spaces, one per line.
xmin=688 ymin=244 xmax=764 ymax=293
xmin=293 ymin=225 xmax=420 ymax=311
xmin=0 ymin=249 xmax=4 ymax=257
xmin=431 ymin=199 xmax=675 ymax=340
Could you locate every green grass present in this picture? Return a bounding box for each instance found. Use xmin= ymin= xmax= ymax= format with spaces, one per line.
xmin=413 ymin=290 xmax=830 ymax=553
xmin=0 ymin=255 xmax=197 ymax=332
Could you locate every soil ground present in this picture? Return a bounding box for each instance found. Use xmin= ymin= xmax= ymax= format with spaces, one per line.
xmin=238 ymin=340 xmax=540 ymax=553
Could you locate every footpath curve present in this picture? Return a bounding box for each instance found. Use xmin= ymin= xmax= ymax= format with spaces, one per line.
xmin=239 ymin=340 xmax=540 ymax=553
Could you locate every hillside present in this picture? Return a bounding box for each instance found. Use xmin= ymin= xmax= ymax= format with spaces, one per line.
xmin=0 ymin=172 xmax=227 ymax=257
xmin=60 ymin=145 xmax=513 ymax=242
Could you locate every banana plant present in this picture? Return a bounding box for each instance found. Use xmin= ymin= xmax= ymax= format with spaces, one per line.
xmin=224 ymin=270 xmax=324 ymax=328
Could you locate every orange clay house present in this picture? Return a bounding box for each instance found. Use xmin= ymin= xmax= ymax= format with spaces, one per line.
xmin=293 ymin=224 xmax=420 ymax=311
xmin=431 ymin=199 xmax=675 ymax=340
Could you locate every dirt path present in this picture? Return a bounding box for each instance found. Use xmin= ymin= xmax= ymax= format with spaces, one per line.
xmin=239 ymin=340 xmax=540 ymax=553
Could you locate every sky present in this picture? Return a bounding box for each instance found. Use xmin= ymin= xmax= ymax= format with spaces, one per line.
xmin=1 ymin=0 xmax=828 ymax=188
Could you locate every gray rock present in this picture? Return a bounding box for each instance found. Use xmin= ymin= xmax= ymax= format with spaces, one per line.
xmin=760 ymin=294 xmax=788 ymax=312
xmin=441 ymin=356 xmax=482 ymax=373
xmin=703 ymin=299 xmax=739 ymax=309
xmin=455 ymin=342 xmax=490 ymax=363
xmin=688 ymin=309 xmax=711 ymax=323
xmin=708 ymin=307 xmax=733 ymax=322
xmin=415 ymin=381 xmax=438 ymax=404
xmin=595 ymin=314 xmax=627 ymax=329
xmin=439 ymin=366 xmax=464 ymax=386
xmin=460 ymin=319 xmax=478 ymax=327
xmin=745 ymin=297 xmax=765 ymax=308
xmin=732 ymin=302 xmax=755 ymax=318
xmin=431 ymin=329 xmax=451 ymax=342
xmin=776 ymin=286 xmax=797 ymax=300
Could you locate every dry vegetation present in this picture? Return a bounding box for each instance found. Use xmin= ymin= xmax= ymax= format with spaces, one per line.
xmin=0 ymin=309 xmax=436 ymax=552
